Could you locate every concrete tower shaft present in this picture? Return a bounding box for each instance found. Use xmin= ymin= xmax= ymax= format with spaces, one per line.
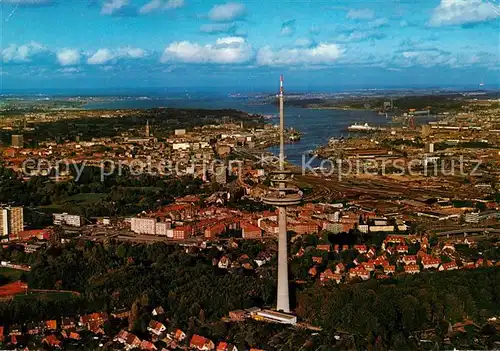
xmin=262 ymin=75 xmax=302 ymax=313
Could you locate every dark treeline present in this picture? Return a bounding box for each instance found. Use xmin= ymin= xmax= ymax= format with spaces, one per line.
xmin=0 ymin=241 xmax=276 ymax=338
xmin=0 ymin=165 xmax=205 ymax=218
xmin=1 ymin=241 xmax=499 ymax=349
xmin=298 ymin=268 xmax=500 ymax=349
xmin=1 ymin=108 xmax=264 ymax=146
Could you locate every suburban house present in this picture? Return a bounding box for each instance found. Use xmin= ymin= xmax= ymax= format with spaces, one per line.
xmin=402 ymin=255 xmax=417 ymax=265
xmin=405 ymin=264 xmax=420 ymax=274
xmin=422 ymin=257 xmax=441 ymax=269
xmin=440 ymin=261 xmax=458 ymax=271
xmin=216 ymin=342 xmax=238 ymax=351
xmin=190 ymin=334 xmax=215 ymax=350
xmin=147 ymin=320 xmax=166 ymax=337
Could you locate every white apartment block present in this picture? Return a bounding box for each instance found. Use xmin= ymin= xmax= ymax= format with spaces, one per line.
xmin=53 ymin=213 xmax=83 ymax=227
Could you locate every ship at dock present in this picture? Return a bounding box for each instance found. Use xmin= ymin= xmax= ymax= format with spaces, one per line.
xmin=289 ymin=131 xmax=301 ymax=141
xmin=347 ymin=122 xmax=378 ymax=132
xmin=288 ymin=128 xmax=301 ymax=141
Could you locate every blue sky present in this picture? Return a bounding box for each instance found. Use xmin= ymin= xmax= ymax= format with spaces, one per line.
xmin=1 ymin=0 xmax=499 ymax=91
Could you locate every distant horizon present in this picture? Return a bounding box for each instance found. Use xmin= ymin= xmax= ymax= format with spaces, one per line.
xmin=1 ymin=83 xmax=498 ymax=97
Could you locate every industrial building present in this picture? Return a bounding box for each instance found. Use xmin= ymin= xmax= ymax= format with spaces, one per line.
xmin=254 ymin=309 xmax=297 ymax=325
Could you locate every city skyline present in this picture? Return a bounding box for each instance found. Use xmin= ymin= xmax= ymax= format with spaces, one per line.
xmin=1 ymin=0 xmax=499 ymax=90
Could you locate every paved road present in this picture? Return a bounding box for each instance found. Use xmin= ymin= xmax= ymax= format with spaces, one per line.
xmin=435 ymin=227 xmax=500 ymax=237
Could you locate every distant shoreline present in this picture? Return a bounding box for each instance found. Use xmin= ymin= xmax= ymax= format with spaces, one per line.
xmin=307 ymin=106 xmax=369 ymax=111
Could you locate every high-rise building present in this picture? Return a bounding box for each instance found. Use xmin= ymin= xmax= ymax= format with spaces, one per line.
xmin=425 ymin=142 xmax=435 ymax=153
xmin=145 ymin=120 xmax=150 ymax=137
xmin=11 ymin=134 xmax=24 ymax=148
xmin=0 ymin=206 xmax=24 ymax=240
xmin=262 ymin=75 xmax=302 ymax=314
xmin=215 ymin=166 xmax=227 ymax=184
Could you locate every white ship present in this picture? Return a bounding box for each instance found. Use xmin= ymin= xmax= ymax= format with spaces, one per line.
xmin=347 ymin=122 xmax=377 ymax=132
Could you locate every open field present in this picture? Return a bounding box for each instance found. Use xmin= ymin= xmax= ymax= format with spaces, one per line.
xmin=0 ymin=267 xmax=25 ymax=281
xmin=38 ymin=192 xmax=107 ymax=213
xmin=14 ymin=290 xmax=78 ymax=302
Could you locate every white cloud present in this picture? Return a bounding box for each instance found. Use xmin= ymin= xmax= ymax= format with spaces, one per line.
xmin=2 ymin=0 xmax=53 ymax=4
xmin=256 ymin=43 xmax=344 ymax=66
xmin=101 ymin=0 xmax=128 ymax=15
xmin=161 ymin=36 xmax=252 ymax=64
xmin=368 ymin=18 xmax=388 ymax=28
xmin=87 ymin=47 xmax=146 ymax=64
xmin=120 ymin=47 xmax=146 ymax=58
xmin=430 ymin=0 xmax=499 ymax=26
xmin=295 ymin=38 xmax=313 ymax=47
xmin=57 ymin=49 xmax=81 ymax=66
xmin=58 ymin=67 xmax=80 ymax=73
xmin=395 ymin=49 xmax=460 ymax=67
xmin=139 ymin=0 xmax=184 ymax=14
xmin=208 ymin=2 xmax=245 ymax=21
xmin=200 ymin=22 xmax=236 ymax=33
xmin=88 ymin=49 xmax=114 ymax=65
xmin=346 ymin=8 xmax=375 ymax=20
xmin=164 ymin=0 xmax=184 ymax=9
xmin=1 ymin=42 xmax=45 ymax=63
xmin=281 ymin=19 xmax=296 ymax=36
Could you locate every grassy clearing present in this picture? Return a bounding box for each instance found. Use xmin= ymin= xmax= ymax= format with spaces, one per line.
xmin=14 ymin=291 xmax=76 ymax=302
xmin=0 ymin=267 xmax=24 ymax=281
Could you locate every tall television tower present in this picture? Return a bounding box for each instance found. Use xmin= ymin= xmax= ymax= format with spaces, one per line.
xmin=262 ymin=75 xmax=302 ymax=313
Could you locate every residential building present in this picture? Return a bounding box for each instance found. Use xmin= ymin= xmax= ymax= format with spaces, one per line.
xmin=241 ymin=221 xmax=262 ymax=239
xmin=53 ymin=213 xmax=82 ymax=227
xmin=354 ymin=244 xmax=367 ymax=253
xmin=11 ymin=135 xmax=23 ymax=148
xmin=396 ymin=244 xmax=409 ymax=253
xmin=115 ymin=330 xmax=141 ymax=350
xmin=204 ymin=223 xmax=226 ymax=239
xmin=228 ymin=310 xmax=245 ymax=321
xmin=190 ymin=334 xmax=215 ymax=351
xmin=215 ymin=166 xmax=227 ymax=184
xmin=422 ymin=257 xmax=441 ymax=269
xmin=349 ymin=267 xmax=370 ymax=280
xmin=147 ymin=320 xmax=166 ymax=337
xmin=320 ymin=269 xmax=342 ymax=284
xmin=384 ymin=265 xmax=396 ymax=274
xmin=79 ymin=312 xmax=108 ymax=332
xmin=316 ymin=244 xmax=330 ymax=252
xmin=173 ymin=225 xmax=193 ymax=239
xmin=152 ymin=306 xmax=164 ymax=316
xmin=440 ymin=261 xmax=458 ymax=271
xmin=0 ymin=206 xmax=23 ymax=240
xmin=216 ymin=342 xmax=238 ymax=351
xmin=405 ymin=264 xmax=420 ymax=274
xmin=402 ymin=255 xmax=417 ymax=265
xmin=131 ymin=218 xmax=156 ymax=235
